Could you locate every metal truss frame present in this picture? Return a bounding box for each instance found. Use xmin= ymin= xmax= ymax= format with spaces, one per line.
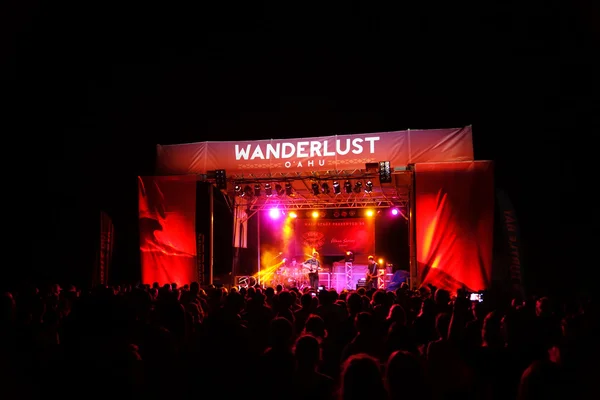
xmin=221 ymin=170 xmax=411 ymax=212
xmin=377 ymin=269 xmax=386 ymax=290
xmin=345 ymin=262 xmax=353 ymax=290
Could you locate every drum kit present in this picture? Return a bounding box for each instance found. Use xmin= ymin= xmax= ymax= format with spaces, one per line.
xmin=271 ymin=265 xmax=309 ymax=289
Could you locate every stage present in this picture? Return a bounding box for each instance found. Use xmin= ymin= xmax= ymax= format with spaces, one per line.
xmin=138 ymin=126 xmax=495 ymax=294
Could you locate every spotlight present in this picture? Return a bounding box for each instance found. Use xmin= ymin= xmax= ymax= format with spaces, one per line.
xmin=285 ymin=182 xmax=293 ymax=196
xmin=348 ymin=210 xmax=356 ymax=217
xmin=269 ymin=208 xmax=281 ymax=219
xmin=254 ymin=184 xmax=261 ymax=197
xmin=288 ymin=211 xmax=298 ymax=219
xmin=311 ymin=182 xmax=320 ymax=196
xmin=365 ymin=209 xmax=374 ymax=217
xmin=311 ymin=210 xmax=319 ymax=218
xmin=365 ymin=181 xmax=373 ymax=193
xmin=345 ymin=251 xmax=355 ymax=262
xmin=379 ymin=161 xmax=392 ymax=183
xmin=234 ymin=185 xmax=242 ymax=196
xmin=344 ymin=180 xmax=352 ymax=194
xmin=265 ymin=183 xmax=273 ymax=196
xmin=333 ymin=181 xmax=341 ymax=195
xmin=333 ymin=211 xmax=340 ymax=218
xmin=391 ymin=208 xmax=399 ymax=216
xmin=321 ymin=182 xmax=330 ymax=194
xmin=353 ymin=181 xmax=362 ymax=193
xmin=242 ymin=185 xmax=253 ymax=197
xmin=275 ymin=184 xmax=284 ymax=196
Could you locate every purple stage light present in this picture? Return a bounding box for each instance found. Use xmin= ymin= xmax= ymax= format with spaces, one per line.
xmin=391 ymin=208 xmax=399 ymax=216
xmin=269 ymin=208 xmax=281 ymax=219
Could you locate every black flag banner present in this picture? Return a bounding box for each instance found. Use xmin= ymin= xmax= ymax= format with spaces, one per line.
xmin=95 ymin=211 xmax=114 ymax=286
xmin=496 ymin=189 xmax=525 ymax=296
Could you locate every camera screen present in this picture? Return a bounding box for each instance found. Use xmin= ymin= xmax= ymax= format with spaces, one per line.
xmin=470 ymin=293 xmax=482 ymax=302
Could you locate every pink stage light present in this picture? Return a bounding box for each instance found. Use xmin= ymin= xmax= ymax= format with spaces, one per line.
xmin=391 ymin=208 xmax=399 ymax=216
xmin=269 ymin=208 xmax=281 ymax=219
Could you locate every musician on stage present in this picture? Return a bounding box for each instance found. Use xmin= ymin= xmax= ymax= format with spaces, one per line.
xmin=365 ymin=256 xmax=379 ymax=289
xmin=303 ymin=252 xmax=321 ymax=289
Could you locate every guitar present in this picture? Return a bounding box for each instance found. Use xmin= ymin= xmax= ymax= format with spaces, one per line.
xmin=365 ymin=264 xmax=379 ymax=286
xmin=302 ymin=262 xmax=321 ymax=275
xmin=365 ymin=272 xmax=378 ymax=286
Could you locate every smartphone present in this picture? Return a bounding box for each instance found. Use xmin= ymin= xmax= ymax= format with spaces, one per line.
xmin=311 ymin=292 xmax=317 ymax=297
xmin=470 ymin=293 xmax=483 ymax=302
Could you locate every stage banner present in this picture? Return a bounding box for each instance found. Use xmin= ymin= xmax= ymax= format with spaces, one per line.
xmin=294 ymin=218 xmax=375 ymax=257
xmin=156 ymin=126 xmax=474 ymax=175
xmin=496 ymin=189 xmax=525 ymax=296
xmin=95 ymin=211 xmax=114 ymax=285
xmin=138 ymin=175 xmax=197 ymax=285
xmin=415 ymin=161 xmax=494 ymax=293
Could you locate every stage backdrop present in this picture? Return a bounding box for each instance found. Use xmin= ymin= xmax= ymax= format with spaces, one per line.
xmin=156 ymin=126 xmax=474 ymax=175
xmin=138 ymin=175 xmax=197 ymax=285
xmin=415 ymin=161 xmax=494 ymax=293
xmin=295 ymin=218 xmax=375 ymax=257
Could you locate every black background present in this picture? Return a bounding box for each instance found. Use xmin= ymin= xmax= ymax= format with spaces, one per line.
xmin=2 ymin=1 xmax=597 ymax=293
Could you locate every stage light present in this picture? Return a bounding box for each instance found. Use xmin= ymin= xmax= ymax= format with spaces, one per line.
xmin=254 ymin=184 xmax=261 ymax=197
xmin=288 ymin=211 xmax=297 ymax=219
xmin=365 ymin=181 xmax=373 ymax=193
xmin=234 ymin=185 xmax=242 ymax=196
xmin=379 ymin=161 xmax=392 ymax=183
xmin=321 ymin=182 xmax=330 ymax=194
xmin=378 ymin=258 xmax=384 ymax=265
xmin=285 ymin=182 xmax=293 ymax=196
xmin=348 ymin=210 xmax=356 ymax=217
xmin=269 ymin=208 xmax=281 ymax=219
xmin=333 ymin=211 xmax=340 ymax=218
xmin=275 ymin=184 xmax=284 ymax=196
xmin=242 ymin=185 xmax=253 ymax=197
xmin=265 ymin=183 xmax=273 ymax=196
xmin=353 ymin=181 xmax=362 ymax=193
xmin=311 ymin=210 xmax=319 ymax=218
xmin=311 ymin=182 xmax=320 ymax=196
xmin=345 ymin=251 xmax=355 ymax=262
xmin=341 ymin=211 xmax=348 ymax=217
xmin=365 ymin=209 xmax=374 ymax=217
xmin=344 ymin=180 xmax=352 ymax=194
xmin=391 ymin=208 xmax=399 ymax=216
xmin=214 ymin=169 xmax=227 ymax=190
xmin=333 ymin=181 xmax=341 ymax=194
xmin=320 ymin=210 xmax=327 ymax=218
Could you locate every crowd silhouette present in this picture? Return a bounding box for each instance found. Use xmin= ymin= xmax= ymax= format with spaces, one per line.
xmin=1 ymin=281 xmax=597 ymax=399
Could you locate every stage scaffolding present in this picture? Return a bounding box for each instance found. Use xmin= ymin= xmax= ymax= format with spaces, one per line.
xmin=202 ymin=167 xmax=418 ymax=289
xmin=225 ymin=169 xmax=411 ymax=213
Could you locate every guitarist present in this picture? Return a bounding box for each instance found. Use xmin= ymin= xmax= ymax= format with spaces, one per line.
xmin=365 ymin=256 xmax=379 ymax=289
xmin=303 ymin=252 xmax=322 ymax=289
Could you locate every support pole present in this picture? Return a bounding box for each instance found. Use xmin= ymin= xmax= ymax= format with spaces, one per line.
xmin=256 ymin=211 xmax=261 ymax=287
xmin=409 ymin=168 xmax=418 ymax=289
xmin=209 ymin=184 xmax=214 ymax=285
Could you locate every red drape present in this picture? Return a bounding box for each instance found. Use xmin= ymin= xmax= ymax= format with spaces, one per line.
xmin=415 ymin=161 xmax=494 ymax=293
xmin=138 ymin=175 xmax=197 ymax=285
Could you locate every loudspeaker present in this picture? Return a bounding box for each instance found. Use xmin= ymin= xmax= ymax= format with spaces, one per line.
xmin=356 ymin=279 xmax=367 ymax=289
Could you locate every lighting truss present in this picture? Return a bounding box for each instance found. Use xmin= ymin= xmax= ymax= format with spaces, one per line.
xmin=205 ymin=168 xmax=412 ymax=212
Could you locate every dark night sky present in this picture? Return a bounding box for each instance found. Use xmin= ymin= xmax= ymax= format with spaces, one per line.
xmin=3 ymin=2 xmax=598 ymax=290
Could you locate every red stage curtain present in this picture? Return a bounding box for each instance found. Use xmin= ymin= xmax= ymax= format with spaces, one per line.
xmin=415 ymin=161 xmax=494 ymax=293
xmin=138 ymin=175 xmax=197 ymax=285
